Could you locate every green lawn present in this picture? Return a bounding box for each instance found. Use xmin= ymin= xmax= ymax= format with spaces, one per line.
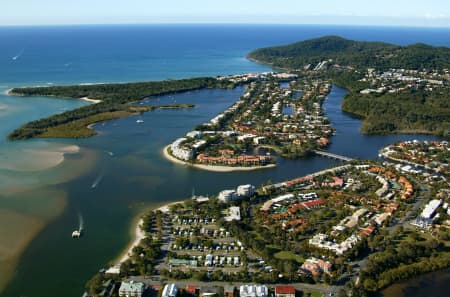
xmin=274 ymin=250 xmax=304 ymax=263
xmin=303 ymin=289 xmax=323 ymax=297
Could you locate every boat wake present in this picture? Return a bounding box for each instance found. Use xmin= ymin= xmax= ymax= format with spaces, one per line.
xmin=91 ymin=172 xmax=104 ymax=188
xmin=78 ymin=213 xmax=84 ymax=232
xmin=12 ymin=49 xmax=25 ymax=61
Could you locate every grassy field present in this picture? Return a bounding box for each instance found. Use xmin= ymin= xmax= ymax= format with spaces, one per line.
xmin=274 ymin=250 xmax=305 ymax=263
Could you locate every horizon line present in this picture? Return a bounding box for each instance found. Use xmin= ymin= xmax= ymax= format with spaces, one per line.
xmin=0 ymin=22 xmax=449 ymax=29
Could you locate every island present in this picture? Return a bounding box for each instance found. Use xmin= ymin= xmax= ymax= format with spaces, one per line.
xmin=248 ymin=36 xmax=450 ymax=138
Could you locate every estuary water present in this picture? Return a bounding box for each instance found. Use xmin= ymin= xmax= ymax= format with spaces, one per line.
xmin=0 ymin=25 xmax=449 ymax=297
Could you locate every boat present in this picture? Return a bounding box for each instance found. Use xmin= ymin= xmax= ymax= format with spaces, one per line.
xmin=136 ymin=119 xmax=144 ymax=123
xmin=72 ymin=213 xmax=84 ymax=238
xmin=72 ymin=230 xmax=81 ymax=238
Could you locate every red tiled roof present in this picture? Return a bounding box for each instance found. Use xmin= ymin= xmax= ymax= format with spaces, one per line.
xmin=275 ymin=286 xmax=296 ymax=294
xmin=186 ymin=285 xmax=197 ymax=293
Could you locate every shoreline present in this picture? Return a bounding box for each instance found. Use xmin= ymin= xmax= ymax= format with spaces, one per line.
xmin=79 ymin=96 xmax=102 ymax=104
xmin=111 ymin=199 xmax=185 ymax=270
xmin=162 ymin=145 xmax=276 ymax=172
xmin=116 ymin=218 xmax=146 ymax=264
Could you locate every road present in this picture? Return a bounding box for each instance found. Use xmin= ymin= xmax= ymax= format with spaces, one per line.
xmin=127 ymin=276 xmax=340 ymax=295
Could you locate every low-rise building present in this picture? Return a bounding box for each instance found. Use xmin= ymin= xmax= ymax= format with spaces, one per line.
xmin=162 ymin=283 xmax=178 ymax=297
xmin=119 ymin=280 xmax=145 ymax=297
xmin=239 ymin=285 xmax=268 ymax=297
xmin=275 ymin=286 xmax=296 ymax=297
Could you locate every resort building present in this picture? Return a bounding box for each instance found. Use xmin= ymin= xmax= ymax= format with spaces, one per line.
xmin=119 ymin=280 xmax=145 ymax=297
xmin=237 ymin=184 xmax=255 ymax=197
xmin=300 ymin=257 xmax=332 ymax=276
xmin=218 ymin=190 xmax=238 ymax=203
xmin=171 ymin=138 xmax=194 ymax=161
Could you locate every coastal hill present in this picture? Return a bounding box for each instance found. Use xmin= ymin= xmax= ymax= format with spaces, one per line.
xmin=249 ymin=36 xmax=450 ymax=138
xmin=247 ymin=35 xmax=450 ymax=70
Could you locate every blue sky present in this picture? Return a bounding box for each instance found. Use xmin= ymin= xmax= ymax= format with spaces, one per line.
xmin=2 ymin=0 xmax=450 ymax=27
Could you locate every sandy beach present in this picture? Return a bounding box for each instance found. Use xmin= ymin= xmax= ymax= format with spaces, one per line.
xmin=79 ymin=97 xmax=102 ymax=104
xmin=117 ymin=218 xmax=146 ymax=263
xmin=114 ymin=199 xmax=185 ymax=266
xmin=162 ymin=145 xmax=276 ymax=172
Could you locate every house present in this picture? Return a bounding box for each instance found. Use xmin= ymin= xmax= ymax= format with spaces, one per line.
xmin=275 ymin=286 xmax=296 ymax=297
xmin=162 ymin=283 xmax=178 ymax=297
xmin=205 ymin=254 xmax=213 ymax=266
xmin=239 ymin=285 xmax=268 ymax=297
xmin=186 ymin=285 xmax=197 ymax=296
xmin=224 ymin=285 xmax=235 ymax=297
xmin=119 ymin=280 xmax=145 ymax=297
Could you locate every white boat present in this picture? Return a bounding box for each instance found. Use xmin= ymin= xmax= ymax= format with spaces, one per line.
xmin=136 ymin=119 xmax=144 ymax=123
xmin=72 ymin=230 xmax=81 ymax=238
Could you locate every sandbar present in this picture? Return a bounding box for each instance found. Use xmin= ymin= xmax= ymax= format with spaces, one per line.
xmin=0 ymin=144 xmax=80 ymax=172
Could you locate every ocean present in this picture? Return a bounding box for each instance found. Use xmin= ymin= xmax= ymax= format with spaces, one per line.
xmin=0 ymin=24 xmax=449 ymax=297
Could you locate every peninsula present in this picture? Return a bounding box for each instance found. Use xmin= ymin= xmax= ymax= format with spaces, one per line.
xmin=8 ymin=77 xmax=233 ymax=139
xmin=165 ymin=72 xmax=335 ymax=169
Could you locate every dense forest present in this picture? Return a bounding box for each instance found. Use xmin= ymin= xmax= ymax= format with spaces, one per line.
xmin=329 ymin=71 xmax=450 ymax=138
xmin=341 ymin=87 xmax=450 ymax=137
xmin=9 ymin=77 xmax=232 ymax=139
xmin=247 ymin=36 xmax=450 ymax=70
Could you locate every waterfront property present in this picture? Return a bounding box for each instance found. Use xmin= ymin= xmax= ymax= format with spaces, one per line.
xmin=119 ymin=280 xmax=145 ymax=297
xmin=166 ymin=74 xmax=336 ymax=169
